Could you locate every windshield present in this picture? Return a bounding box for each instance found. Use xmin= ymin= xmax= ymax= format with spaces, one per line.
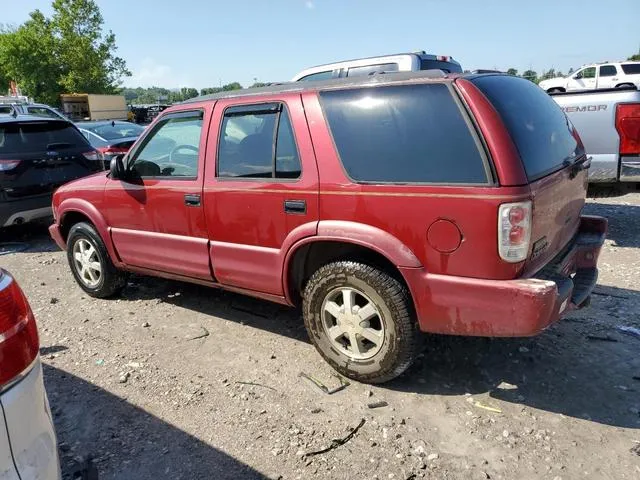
xmin=85 ymin=122 xmax=144 ymax=141
xmin=472 ymin=75 xmax=583 ymax=181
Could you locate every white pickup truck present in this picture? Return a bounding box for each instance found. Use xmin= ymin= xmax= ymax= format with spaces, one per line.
xmin=539 ymin=62 xmax=640 ymax=93
xmin=550 ymin=86 xmax=640 ymax=184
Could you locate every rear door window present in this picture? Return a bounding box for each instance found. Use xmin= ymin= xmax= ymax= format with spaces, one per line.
xmin=621 ymin=63 xmax=640 ymax=75
xmin=319 ymin=84 xmax=488 ymax=184
xmin=0 ymin=121 xmax=89 ymax=154
xmin=218 ymin=103 xmax=301 ymax=179
xmin=472 ymin=75 xmax=583 ymax=181
xmin=599 ymin=65 xmax=617 ymax=77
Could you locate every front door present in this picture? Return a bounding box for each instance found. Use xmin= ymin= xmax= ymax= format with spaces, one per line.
xmin=567 ymin=67 xmax=596 ymax=91
xmin=103 ymin=107 xmax=212 ymax=280
xmin=202 ymin=93 xmax=319 ymax=295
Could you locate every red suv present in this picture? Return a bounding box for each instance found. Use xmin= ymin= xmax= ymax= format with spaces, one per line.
xmin=49 ymin=72 xmax=606 ymax=383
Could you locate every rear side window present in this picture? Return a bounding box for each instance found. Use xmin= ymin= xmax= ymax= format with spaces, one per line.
xmin=621 ymin=63 xmax=640 ymax=75
xmin=472 ymin=76 xmax=582 ymax=181
xmin=347 ymin=63 xmax=399 ymax=77
xmin=0 ymin=121 xmax=88 ymax=154
xmin=319 ymin=84 xmax=488 ymax=184
xmin=599 ymin=65 xmax=617 ymax=77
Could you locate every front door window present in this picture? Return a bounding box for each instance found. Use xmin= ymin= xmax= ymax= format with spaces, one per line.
xmin=128 ymin=111 xmax=203 ymax=178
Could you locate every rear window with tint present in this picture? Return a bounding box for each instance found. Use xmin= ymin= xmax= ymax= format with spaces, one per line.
xmin=319 ymin=84 xmax=488 ymax=184
xmin=621 ymin=63 xmax=640 ymax=75
xmin=0 ymin=121 xmax=89 ymax=154
xmin=472 ymin=75 xmax=582 ymax=181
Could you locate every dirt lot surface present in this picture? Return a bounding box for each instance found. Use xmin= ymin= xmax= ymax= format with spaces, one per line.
xmin=1 ymin=192 xmax=640 ymax=480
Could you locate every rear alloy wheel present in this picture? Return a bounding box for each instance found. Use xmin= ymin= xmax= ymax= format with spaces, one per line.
xmin=67 ymin=222 xmax=127 ymax=298
xmin=303 ymin=261 xmax=419 ymax=384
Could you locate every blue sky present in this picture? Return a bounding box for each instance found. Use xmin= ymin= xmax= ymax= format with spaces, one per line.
xmin=4 ymin=0 xmax=639 ymax=89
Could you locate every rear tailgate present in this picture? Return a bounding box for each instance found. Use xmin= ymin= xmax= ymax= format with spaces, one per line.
xmin=471 ymin=75 xmax=589 ymax=272
xmin=0 ymin=120 xmax=101 ymax=199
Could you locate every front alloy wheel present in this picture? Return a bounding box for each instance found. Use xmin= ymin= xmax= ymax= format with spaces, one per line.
xmin=72 ymin=238 xmax=102 ymax=288
xmin=66 ymin=222 xmax=127 ymax=298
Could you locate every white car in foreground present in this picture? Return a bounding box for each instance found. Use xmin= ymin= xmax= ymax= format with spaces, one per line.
xmin=0 ymin=270 xmax=61 ymax=480
xmin=539 ymin=61 xmax=640 ymax=92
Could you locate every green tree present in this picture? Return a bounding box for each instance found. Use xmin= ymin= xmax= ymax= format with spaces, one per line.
xmin=506 ymin=68 xmax=518 ymax=76
xmin=628 ymin=53 xmax=640 ymax=61
xmin=180 ymin=87 xmax=199 ymax=100
xmin=0 ymin=0 xmax=129 ymax=105
xmin=222 ymin=82 xmax=242 ymax=91
xmin=567 ymin=67 xmax=575 ymax=75
xmin=521 ymin=70 xmax=538 ymax=83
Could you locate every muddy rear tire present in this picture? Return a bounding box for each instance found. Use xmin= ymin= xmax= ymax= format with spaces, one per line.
xmin=302 ymin=261 xmax=419 ymax=384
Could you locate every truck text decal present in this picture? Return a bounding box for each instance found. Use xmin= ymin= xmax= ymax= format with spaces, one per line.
xmin=561 ymin=105 xmax=607 ymax=113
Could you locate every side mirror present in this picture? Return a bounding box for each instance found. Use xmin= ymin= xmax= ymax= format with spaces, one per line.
xmin=109 ymin=155 xmax=125 ymax=179
xmin=574 ymin=73 xmax=583 ymax=79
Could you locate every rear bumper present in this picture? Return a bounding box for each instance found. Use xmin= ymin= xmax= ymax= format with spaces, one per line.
xmin=402 ymin=215 xmax=607 ymax=337
xmin=620 ymin=155 xmax=640 ymax=182
xmin=0 ymin=195 xmax=52 ymax=227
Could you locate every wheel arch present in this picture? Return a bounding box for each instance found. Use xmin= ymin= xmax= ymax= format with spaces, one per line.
xmin=283 ymin=221 xmax=422 ymax=306
xmin=58 ymin=199 xmax=122 ymax=266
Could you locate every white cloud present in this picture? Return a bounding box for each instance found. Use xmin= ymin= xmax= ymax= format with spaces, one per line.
xmin=305 ymin=1 xmax=315 ymax=9
xmin=124 ymin=57 xmax=192 ymax=89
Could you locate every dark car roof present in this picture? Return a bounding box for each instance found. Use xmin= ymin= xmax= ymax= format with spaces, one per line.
xmin=0 ymin=114 xmax=70 ymax=124
xmin=183 ymin=70 xmax=468 ymax=105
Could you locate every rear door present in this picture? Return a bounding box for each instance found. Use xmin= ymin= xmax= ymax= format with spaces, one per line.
xmin=597 ymin=65 xmax=619 ymax=89
xmin=0 ymin=120 xmax=100 ymax=200
xmin=471 ymin=75 xmax=588 ymax=273
xmin=202 ymin=93 xmax=319 ymax=295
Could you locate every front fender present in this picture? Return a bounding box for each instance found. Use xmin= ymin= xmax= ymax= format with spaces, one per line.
xmin=57 ymin=198 xmax=122 ymax=267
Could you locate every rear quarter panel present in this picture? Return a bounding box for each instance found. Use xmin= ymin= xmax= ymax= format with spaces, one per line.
xmin=302 ymin=90 xmax=531 ymax=280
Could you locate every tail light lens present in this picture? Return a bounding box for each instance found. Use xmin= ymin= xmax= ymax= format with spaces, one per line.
xmin=498 ymin=201 xmax=532 ymax=263
xmin=615 ymin=103 xmax=640 ymax=155
xmin=0 ymin=160 xmax=21 ymax=172
xmin=0 ymin=270 xmax=39 ymax=391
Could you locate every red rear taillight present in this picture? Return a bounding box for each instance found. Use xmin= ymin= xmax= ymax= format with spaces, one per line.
xmin=0 ymin=271 xmax=39 ymax=390
xmin=0 ymin=160 xmax=21 ymax=172
xmin=616 ymin=103 xmax=640 ymax=155
xmin=498 ymin=201 xmax=532 ymax=263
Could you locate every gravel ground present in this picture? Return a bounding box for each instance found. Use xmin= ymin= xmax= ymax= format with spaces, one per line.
xmin=1 ymin=192 xmax=639 ymax=480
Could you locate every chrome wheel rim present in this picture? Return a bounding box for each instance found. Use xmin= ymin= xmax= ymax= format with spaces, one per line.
xmin=72 ymin=238 xmax=102 ymax=288
xmin=321 ymin=287 xmax=385 ymax=360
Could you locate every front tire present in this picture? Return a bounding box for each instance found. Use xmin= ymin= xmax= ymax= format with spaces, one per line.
xmin=66 ymin=222 xmax=127 ymax=298
xmin=302 ymin=261 xmax=419 ymax=384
